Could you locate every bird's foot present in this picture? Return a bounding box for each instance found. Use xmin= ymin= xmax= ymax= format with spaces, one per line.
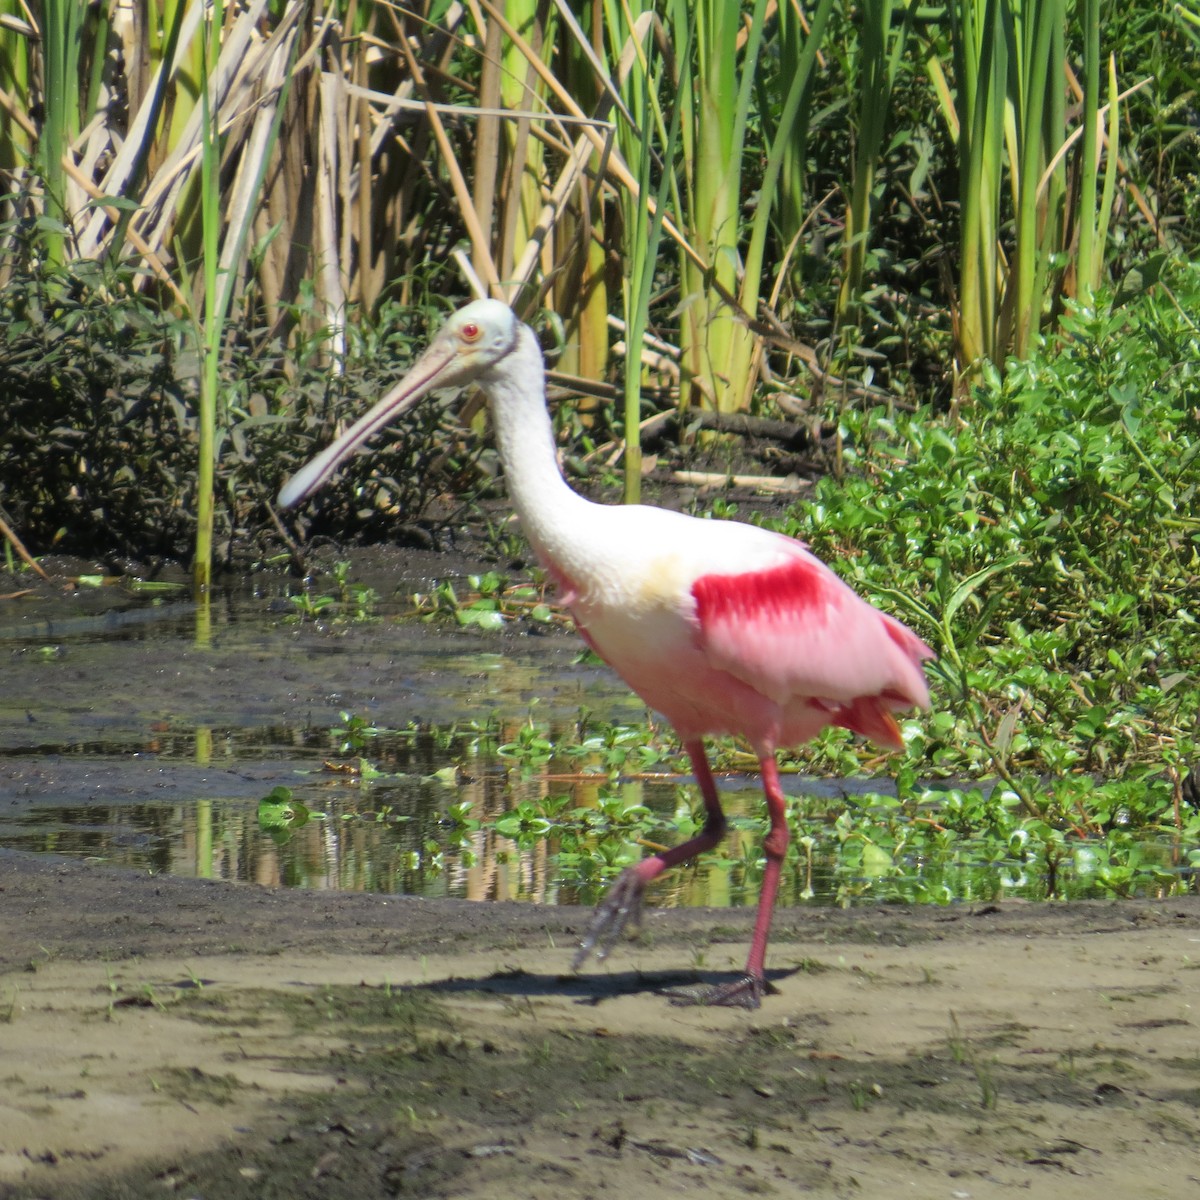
xmin=572 ymin=868 xmax=646 ymax=970
xmin=661 ymin=974 xmax=777 ymax=1010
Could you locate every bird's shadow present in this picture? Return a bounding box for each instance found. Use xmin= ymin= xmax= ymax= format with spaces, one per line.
xmin=403 ymin=964 xmax=799 ymax=1006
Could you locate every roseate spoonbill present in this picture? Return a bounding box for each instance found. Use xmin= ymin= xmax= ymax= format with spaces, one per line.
xmin=279 ymin=299 xmax=933 ymax=1009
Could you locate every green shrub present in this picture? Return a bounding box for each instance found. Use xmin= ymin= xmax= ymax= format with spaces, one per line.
xmin=783 ymin=263 xmax=1199 ymax=804
xmin=0 ymin=238 xmax=194 ymax=560
xmin=0 ymin=219 xmax=469 ymax=566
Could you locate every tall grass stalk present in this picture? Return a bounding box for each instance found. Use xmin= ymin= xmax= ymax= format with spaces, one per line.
xmin=1073 ymin=0 xmax=1101 ymax=307
xmin=769 ymin=0 xmax=815 ymax=285
xmin=672 ymin=0 xmax=768 ymax=413
xmin=1009 ymin=0 xmax=1065 ymax=359
xmin=603 ymin=0 xmax=657 ymax=502
xmin=740 ymin=0 xmax=836 ymax=385
xmin=1094 ymin=54 xmax=1120 ymax=282
xmin=553 ymin=2 xmax=611 ymax=386
xmin=942 ymin=0 xmax=1115 ymax=376
xmin=947 ymin=0 xmax=1008 ymax=377
xmin=194 ymin=0 xmax=224 ymax=598
xmin=193 ymin=1 xmax=298 ymax=596
xmin=837 ymin=0 xmax=916 ymax=331
xmin=621 ymin=38 xmax=654 ymax=505
xmin=604 ymin=4 xmax=683 ymax=503
xmin=0 ymin=3 xmax=33 ymax=175
xmin=668 ymin=0 xmax=835 ymax=413
xmin=34 ymin=0 xmax=85 ymax=264
xmin=74 ymin=0 xmax=199 ymax=260
xmin=498 ymin=0 xmax=556 ymax=302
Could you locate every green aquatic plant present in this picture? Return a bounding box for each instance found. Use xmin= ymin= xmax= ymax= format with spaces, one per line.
xmin=257 ymin=786 xmax=325 ymax=844
xmin=497 ymin=721 xmax=556 ymax=772
xmin=285 ymin=563 xmax=380 ymax=624
xmin=316 ymin=635 xmax=1197 ymax=909
xmin=407 ymin=572 xmax=559 ymax=630
xmin=330 ymin=712 xmax=399 ymax=757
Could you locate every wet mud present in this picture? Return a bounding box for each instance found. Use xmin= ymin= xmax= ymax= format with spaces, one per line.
xmin=1 ymin=852 xmax=1198 ymax=1199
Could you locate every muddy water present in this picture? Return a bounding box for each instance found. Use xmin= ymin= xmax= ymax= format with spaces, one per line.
xmin=0 ymin=564 xmax=654 ymax=898
xmin=0 ymin=562 xmax=1190 ymax=911
xmin=1 ymin=560 xmax=914 ymax=911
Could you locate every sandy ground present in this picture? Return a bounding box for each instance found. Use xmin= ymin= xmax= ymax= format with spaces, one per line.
xmin=0 ymin=851 xmax=1197 ymax=1200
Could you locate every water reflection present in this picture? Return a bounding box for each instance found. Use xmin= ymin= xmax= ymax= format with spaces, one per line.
xmin=1 ymin=580 xmax=1194 ymax=908
xmin=4 ymin=728 xmax=1193 ymax=908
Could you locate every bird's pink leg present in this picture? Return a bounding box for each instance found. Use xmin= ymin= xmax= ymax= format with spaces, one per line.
xmin=572 ymin=738 xmax=727 ymax=970
xmin=743 ymin=754 xmax=789 ymax=977
xmin=664 ymin=753 xmax=788 ymax=1010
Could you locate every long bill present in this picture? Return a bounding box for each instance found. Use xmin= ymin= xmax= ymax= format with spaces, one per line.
xmin=277 ymin=339 xmax=459 ymax=509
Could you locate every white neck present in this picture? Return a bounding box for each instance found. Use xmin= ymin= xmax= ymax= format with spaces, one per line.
xmin=479 ymin=325 xmax=595 ymax=570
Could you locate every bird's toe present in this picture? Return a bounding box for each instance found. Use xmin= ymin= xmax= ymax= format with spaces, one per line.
xmin=572 ymin=869 xmax=646 ymax=970
xmin=662 ymin=974 xmax=776 ymax=1010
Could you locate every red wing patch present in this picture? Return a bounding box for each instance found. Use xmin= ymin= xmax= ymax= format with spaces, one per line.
xmin=692 ymin=558 xmax=826 ymax=626
xmin=691 ymin=554 xmax=930 ymax=722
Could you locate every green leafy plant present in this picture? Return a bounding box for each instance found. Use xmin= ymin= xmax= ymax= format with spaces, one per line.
xmin=258 ymin=786 xmax=325 ymax=843
xmin=788 ymin=268 xmax=1200 ymax=830
xmin=407 ymin=573 xmax=561 ymax=630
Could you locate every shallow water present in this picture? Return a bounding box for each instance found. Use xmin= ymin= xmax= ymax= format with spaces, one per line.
xmin=0 ymin=572 xmax=1191 ymax=908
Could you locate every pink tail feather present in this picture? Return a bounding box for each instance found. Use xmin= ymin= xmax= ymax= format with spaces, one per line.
xmin=833 ymin=695 xmax=907 ymax=751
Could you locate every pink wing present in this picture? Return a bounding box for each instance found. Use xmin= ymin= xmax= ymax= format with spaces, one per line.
xmin=691 ymin=554 xmax=933 ymax=747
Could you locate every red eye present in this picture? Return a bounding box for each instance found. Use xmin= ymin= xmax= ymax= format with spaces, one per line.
xmin=461 ymin=322 xmax=481 ymax=342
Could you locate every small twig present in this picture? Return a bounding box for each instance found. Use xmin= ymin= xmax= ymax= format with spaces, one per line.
xmin=912 ymin=816 xmax=949 ymax=832
xmin=669 ymin=408 xmax=825 ymax=448
xmin=974 ymin=720 xmax=1047 ymax=823
xmin=635 ymin=837 xmax=672 ymax=854
xmin=0 ymin=515 xmax=49 ymax=581
xmin=265 ymin=502 xmax=306 ymax=573
xmin=1165 ymin=763 xmax=1183 ymax=833
xmin=670 ymin=471 xmax=811 ymax=494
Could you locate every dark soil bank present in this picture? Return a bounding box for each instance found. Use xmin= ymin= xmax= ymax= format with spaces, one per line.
xmin=2 ymin=852 xmax=1199 ymax=1200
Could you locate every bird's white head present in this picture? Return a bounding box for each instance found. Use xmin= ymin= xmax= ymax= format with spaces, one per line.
xmin=278 ymin=299 xmax=522 ymax=509
xmin=431 ymin=298 xmax=521 ymax=383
